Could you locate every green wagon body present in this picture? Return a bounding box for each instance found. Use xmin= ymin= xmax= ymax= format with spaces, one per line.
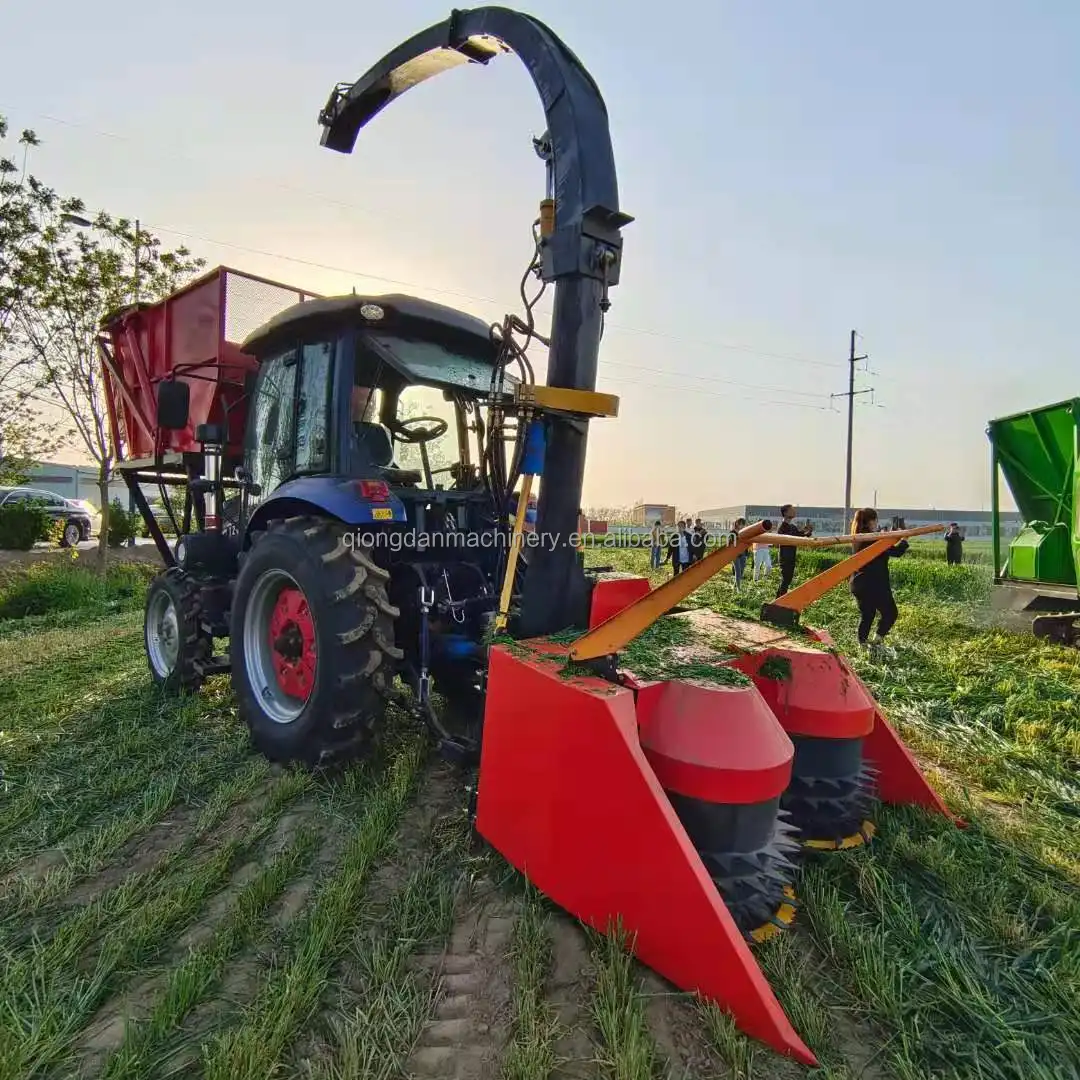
xmin=987 ymin=399 xmax=1080 ymax=621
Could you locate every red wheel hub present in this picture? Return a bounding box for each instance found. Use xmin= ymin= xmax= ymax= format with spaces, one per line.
xmin=268 ymin=586 xmax=316 ymax=701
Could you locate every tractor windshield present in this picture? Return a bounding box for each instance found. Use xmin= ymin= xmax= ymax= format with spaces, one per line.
xmin=394 ymin=385 xmax=456 ymax=478
xmin=365 ymin=331 xmax=515 ymax=397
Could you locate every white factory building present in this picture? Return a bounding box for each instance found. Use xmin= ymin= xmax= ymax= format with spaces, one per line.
xmin=20 ymin=462 xmax=154 ymax=507
xmin=697 ymin=504 xmax=1023 ymax=540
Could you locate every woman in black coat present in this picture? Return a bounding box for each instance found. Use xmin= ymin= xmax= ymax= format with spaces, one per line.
xmin=849 ymin=507 xmax=908 ymax=648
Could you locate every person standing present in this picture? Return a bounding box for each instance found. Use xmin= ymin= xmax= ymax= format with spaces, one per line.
xmin=850 ymin=507 xmax=908 ymax=651
xmin=944 ymin=522 xmax=964 ymax=566
xmin=689 ymin=517 xmax=708 ymax=563
xmin=753 ymin=536 xmax=772 ymax=582
xmin=776 ymin=503 xmax=803 ymax=597
xmin=668 ymin=519 xmax=691 ymax=576
xmin=728 ymin=517 xmax=748 ymax=590
xmin=649 ymin=519 xmax=663 ymax=570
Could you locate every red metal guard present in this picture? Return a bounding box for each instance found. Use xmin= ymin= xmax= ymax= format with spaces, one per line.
xmin=803 ymin=629 xmax=966 ymax=826
xmin=589 ymin=576 xmax=652 ymax=629
xmin=475 ymin=641 xmax=817 ymax=1066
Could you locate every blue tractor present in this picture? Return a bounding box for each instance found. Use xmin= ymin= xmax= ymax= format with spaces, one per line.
xmin=103 ymin=4 xmax=625 ymax=774
xmin=112 ymin=286 xmax=588 ymax=768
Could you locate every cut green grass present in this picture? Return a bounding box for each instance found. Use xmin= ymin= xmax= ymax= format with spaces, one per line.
xmin=802 ymin=842 xmax=1080 ymax=1080
xmin=588 ymin=924 xmax=659 ymax=1080
xmin=0 ymin=684 xmax=251 ymax=876
xmin=0 ymin=765 xmax=312 ymax=1080
xmin=0 ymin=754 xmax=267 ymax=926
xmin=303 ymin=818 xmax=467 ymax=1080
xmin=502 ymin=883 xmax=560 ymax=1080
xmin=586 ymin=545 xmax=1080 ymax=1080
xmin=0 ymin=537 xmax=1072 ymax=1080
xmin=200 ymin=734 xmax=428 ymax=1080
xmin=99 ymin=822 xmax=325 ymax=1080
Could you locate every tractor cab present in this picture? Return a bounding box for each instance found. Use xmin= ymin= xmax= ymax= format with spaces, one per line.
xmin=239 ymin=293 xmax=516 ymax=539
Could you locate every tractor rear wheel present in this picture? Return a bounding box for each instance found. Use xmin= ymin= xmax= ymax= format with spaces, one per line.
xmin=144 ymin=567 xmax=211 ymax=694
xmin=229 ymin=516 xmax=402 ymax=768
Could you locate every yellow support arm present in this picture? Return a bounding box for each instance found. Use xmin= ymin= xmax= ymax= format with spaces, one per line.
xmin=568 ymin=521 xmax=768 ymax=661
xmin=515 ymin=384 xmax=620 ymax=418
xmin=494 ymin=473 xmax=535 ymax=633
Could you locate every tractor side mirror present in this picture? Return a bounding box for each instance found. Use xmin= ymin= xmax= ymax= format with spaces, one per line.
xmin=157 ymin=380 xmax=190 ymax=430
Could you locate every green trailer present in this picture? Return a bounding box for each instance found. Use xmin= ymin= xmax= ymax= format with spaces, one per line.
xmin=987 ymin=398 xmax=1080 ymax=643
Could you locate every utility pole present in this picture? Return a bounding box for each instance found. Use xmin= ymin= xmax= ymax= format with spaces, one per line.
xmin=831 ymin=330 xmax=872 ymax=529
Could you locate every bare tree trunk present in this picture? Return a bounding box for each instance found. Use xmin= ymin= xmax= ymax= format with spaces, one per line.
xmin=97 ymin=468 xmax=110 ymax=575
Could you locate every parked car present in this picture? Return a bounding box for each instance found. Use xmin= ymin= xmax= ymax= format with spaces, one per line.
xmin=0 ymin=487 xmax=98 ymax=546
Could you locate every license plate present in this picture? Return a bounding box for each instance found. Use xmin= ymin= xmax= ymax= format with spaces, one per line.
xmin=371 ymin=508 xmax=393 ymax=520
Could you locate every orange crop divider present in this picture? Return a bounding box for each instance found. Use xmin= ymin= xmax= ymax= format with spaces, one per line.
xmin=570 ymin=521 xmax=767 ymax=661
xmin=770 ymin=536 xmax=896 ymax=613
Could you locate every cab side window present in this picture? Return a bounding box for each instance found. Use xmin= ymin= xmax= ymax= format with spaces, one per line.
xmin=248 ymin=348 xmax=298 ymax=498
xmin=295 ymin=341 xmax=331 ymax=474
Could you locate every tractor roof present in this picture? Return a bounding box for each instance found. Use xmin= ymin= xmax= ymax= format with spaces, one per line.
xmin=240 ymin=293 xmax=495 ymax=358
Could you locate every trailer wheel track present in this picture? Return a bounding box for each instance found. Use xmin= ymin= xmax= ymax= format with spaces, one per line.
xmin=405 ymin=891 xmax=519 ymax=1079
xmin=546 ymin=916 xmax=596 ymax=1080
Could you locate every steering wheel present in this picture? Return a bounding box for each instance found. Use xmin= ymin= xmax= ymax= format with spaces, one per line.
xmin=393 ymin=415 xmax=448 ymax=444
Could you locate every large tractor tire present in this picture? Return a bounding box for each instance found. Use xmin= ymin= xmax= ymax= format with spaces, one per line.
xmin=229 ymin=516 xmax=402 ymax=768
xmin=144 ymin=567 xmax=211 ymax=694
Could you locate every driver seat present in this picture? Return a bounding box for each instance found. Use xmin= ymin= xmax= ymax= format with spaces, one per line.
xmin=354 ymin=421 xmax=423 ymax=486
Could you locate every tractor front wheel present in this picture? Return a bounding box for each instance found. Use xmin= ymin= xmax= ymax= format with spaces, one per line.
xmin=229 ymin=517 xmax=402 ymax=768
xmin=144 ymin=567 xmax=211 ymax=694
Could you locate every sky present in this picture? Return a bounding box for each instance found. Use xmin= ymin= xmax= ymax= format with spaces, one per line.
xmin=3 ymin=0 xmax=1078 ymax=514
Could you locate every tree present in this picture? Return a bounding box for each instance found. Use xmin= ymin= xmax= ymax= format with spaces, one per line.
xmin=0 ymin=115 xmax=80 ymax=479
xmin=584 ymin=505 xmax=635 ymax=524
xmin=12 ymin=206 xmax=204 ymax=561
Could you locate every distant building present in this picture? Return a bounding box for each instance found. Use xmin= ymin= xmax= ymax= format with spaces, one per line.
xmin=21 ymin=462 xmax=153 ymax=508
xmin=697 ymin=503 xmax=1024 ymax=541
xmin=631 ymin=502 xmax=677 ymax=526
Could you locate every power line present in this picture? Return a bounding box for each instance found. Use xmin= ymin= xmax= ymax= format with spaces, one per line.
xmin=597 ymin=357 xmax=831 ymax=401
xmin=6 ymin=108 xmax=390 ymax=222
xmin=598 ymin=372 xmax=833 ymax=411
xmin=134 ymin=218 xmax=836 ymax=402
xmin=142 ymin=223 xmax=503 ymax=307
xmin=17 ymin=358 xmax=831 ymax=418
xmin=6 ymin=104 xmax=845 ymax=371
xmin=149 ymin=220 xmax=844 ymax=370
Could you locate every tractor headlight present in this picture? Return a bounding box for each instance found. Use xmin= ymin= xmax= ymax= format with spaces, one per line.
xmin=175 ymin=538 xmax=187 ymax=568
xmin=360 ymin=303 xmax=385 ymax=321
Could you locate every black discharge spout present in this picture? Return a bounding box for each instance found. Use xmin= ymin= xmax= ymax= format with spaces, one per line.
xmin=317 ymin=6 xmax=632 ymax=637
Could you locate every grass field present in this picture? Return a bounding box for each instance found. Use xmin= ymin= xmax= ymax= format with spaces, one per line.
xmin=0 ymin=543 xmax=1077 ymax=1080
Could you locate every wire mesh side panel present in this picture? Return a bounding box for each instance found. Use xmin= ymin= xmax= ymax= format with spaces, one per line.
xmin=222 ymin=270 xmax=319 ymax=345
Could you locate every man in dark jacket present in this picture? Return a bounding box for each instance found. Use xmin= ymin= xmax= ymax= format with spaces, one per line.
xmin=776 ymin=504 xmax=804 ymax=597
xmin=689 ymin=517 xmax=708 ymax=563
xmin=667 ymin=520 xmax=691 ymax=576
xmin=944 ymin=523 xmax=964 ymax=565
